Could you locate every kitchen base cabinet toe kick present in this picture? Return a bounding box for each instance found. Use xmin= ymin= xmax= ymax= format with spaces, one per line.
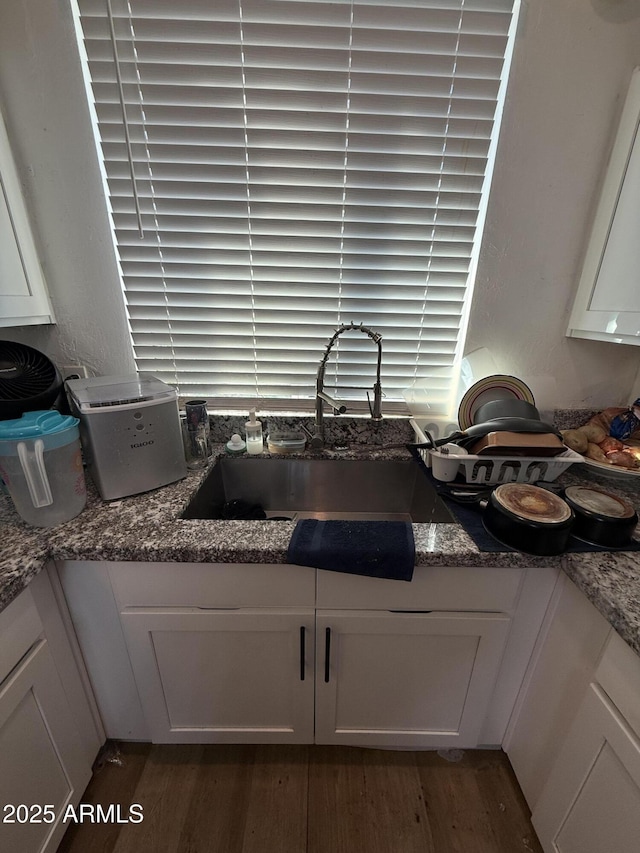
xmin=56 ymin=560 xmax=559 ymax=749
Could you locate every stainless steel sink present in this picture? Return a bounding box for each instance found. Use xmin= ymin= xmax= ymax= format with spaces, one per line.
xmin=182 ymin=457 xmax=455 ymax=522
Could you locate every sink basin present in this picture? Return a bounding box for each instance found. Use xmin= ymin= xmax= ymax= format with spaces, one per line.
xmin=182 ymin=457 xmax=455 ymax=522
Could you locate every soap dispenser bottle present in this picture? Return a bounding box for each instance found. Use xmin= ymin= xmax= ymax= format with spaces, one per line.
xmin=245 ymin=410 xmax=263 ymax=455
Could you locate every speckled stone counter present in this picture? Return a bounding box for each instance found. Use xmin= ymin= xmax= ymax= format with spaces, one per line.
xmin=1 ymin=430 xmax=640 ymax=656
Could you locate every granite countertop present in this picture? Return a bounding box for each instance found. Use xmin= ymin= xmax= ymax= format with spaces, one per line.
xmin=1 ymin=430 xmax=640 ymax=656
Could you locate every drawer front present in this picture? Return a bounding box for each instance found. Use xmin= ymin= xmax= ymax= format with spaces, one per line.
xmin=595 ymin=629 xmax=640 ymax=738
xmin=108 ymin=561 xmax=316 ymax=609
xmin=0 ymin=588 xmax=43 ymax=684
xmin=316 ymin=565 xmax=524 ymax=612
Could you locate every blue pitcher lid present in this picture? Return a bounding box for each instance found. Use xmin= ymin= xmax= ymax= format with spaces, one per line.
xmin=0 ymin=410 xmax=79 ymax=440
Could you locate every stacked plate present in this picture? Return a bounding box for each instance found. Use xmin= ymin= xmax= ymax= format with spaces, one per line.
xmin=458 ymin=374 xmax=536 ymax=430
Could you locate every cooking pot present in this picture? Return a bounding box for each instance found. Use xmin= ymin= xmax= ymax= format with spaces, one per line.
xmin=483 ymin=483 xmax=574 ymax=556
xmin=563 ymin=485 xmax=638 ymax=548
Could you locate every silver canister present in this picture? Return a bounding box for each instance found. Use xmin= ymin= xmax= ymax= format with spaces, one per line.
xmin=182 ymin=399 xmax=211 ymax=469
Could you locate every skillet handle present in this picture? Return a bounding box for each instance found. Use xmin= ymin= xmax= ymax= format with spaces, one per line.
xmin=413 ymin=431 xmax=465 ymax=449
xmin=437 ymin=486 xmax=492 ymax=506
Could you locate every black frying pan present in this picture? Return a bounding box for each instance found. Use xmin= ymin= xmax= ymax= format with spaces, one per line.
xmin=435 ymin=481 xmax=574 ymax=556
xmin=415 ymin=417 xmax=561 ymax=450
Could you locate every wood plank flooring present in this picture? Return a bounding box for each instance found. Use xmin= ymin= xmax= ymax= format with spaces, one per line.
xmin=58 ymin=743 xmax=543 ymax=853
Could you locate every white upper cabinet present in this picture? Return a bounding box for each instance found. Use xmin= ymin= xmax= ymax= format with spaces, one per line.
xmin=0 ymin=108 xmax=54 ymax=327
xmin=567 ymin=68 xmax=640 ymax=345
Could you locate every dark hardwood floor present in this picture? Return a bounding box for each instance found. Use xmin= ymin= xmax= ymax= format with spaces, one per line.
xmin=58 ymin=743 xmax=543 ymax=853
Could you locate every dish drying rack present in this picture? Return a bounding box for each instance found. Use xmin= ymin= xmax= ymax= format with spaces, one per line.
xmin=410 ymin=420 xmax=583 ymax=485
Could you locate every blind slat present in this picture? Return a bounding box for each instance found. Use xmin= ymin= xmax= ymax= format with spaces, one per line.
xmin=82 ymin=0 xmax=512 ymax=15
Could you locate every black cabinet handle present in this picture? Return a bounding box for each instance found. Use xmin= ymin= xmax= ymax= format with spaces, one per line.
xmin=299 ymin=626 xmax=306 ymax=681
xmin=324 ymin=627 xmax=331 ymax=683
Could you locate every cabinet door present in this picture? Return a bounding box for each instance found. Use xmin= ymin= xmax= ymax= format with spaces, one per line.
xmin=532 ymin=683 xmax=640 ymax=853
xmin=0 ymin=639 xmax=92 ymax=853
xmin=0 ymin=110 xmax=54 ymax=327
xmin=504 ymin=575 xmax=611 ymax=811
xmin=315 ymin=610 xmax=510 ymax=748
xmin=120 ymin=608 xmax=315 ymax=744
xmin=566 ymin=67 xmax=640 ymax=345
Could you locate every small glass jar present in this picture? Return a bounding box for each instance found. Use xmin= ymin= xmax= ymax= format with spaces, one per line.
xmin=182 ymin=399 xmax=211 ymax=469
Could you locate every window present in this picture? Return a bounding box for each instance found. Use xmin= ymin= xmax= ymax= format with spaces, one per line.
xmin=76 ymin=0 xmax=518 ymax=413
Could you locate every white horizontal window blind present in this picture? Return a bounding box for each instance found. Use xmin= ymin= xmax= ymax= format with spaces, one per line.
xmin=77 ymin=0 xmax=517 ymax=411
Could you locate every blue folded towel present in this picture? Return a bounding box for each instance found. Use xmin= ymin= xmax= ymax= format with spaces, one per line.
xmin=287 ymin=519 xmax=415 ymax=582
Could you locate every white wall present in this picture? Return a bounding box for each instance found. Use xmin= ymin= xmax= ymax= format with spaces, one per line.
xmin=0 ymin=0 xmax=135 ymax=376
xmin=465 ymin=0 xmax=640 ymax=408
xmin=0 ymin=0 xmax=639 ymax=408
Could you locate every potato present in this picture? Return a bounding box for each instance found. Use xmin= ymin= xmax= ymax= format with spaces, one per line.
xmin=586 ymin=442 xmax=609 ymax=463
xmin=578 ymin=423 xmax=607 ymax=444
xmin=561 ymin=429 xmax=588 ymax=453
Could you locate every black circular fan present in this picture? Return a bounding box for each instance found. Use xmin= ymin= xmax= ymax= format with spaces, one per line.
xmin=0 ymin=341 xmax=62 ymax=420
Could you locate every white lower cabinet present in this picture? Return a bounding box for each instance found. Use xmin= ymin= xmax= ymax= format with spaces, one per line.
xmin=0 ymin=579 xmax=97 ymax=853
xmin=532 ymin=683 xmax=640 ymax=853
xmin=0 ymin=641 xmax=89 ymax=853
xmin=120 ymin=608 xmax=315 ymax=744
xmin=119 ymin=605 xmax=510 ymax=747
xmin=507 ymin=576 xmax=640 ymax=853
xmin=315 ymin=610 xmax=510 ymax=748
xmin=57 ymin=560 xmax=560 ymax=749
xmin=504 ymin=573 xmax=612 ymax=809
